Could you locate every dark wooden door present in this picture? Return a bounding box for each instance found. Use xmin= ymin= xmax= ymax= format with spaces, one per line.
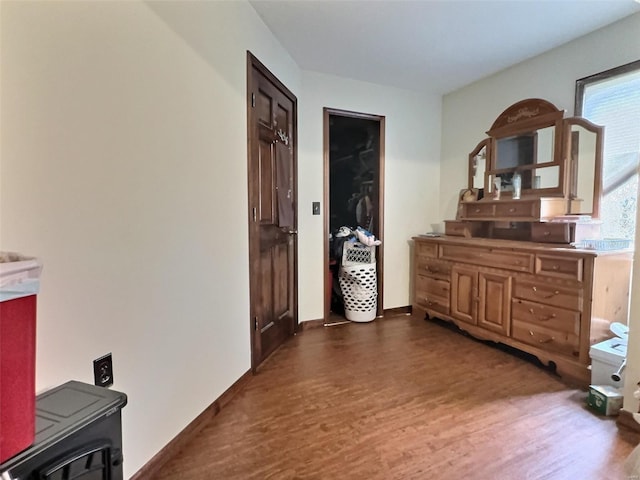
xmin=247 ymin=53 xmax=298 ymax=370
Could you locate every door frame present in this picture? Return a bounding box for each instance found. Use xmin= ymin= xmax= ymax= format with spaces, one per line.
xmin=323 ymin=108 xmax=385 ymax=321
xmin=247 ymin=52 xmax=299 ymax=371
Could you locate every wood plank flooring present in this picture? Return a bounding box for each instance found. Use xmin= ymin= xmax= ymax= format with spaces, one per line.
xmin=155 ymin=314 xmax=638 ymax=480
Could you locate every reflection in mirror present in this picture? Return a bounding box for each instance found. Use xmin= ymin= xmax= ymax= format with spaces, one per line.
xmin=495 ymin=126 xmax=556 ymax=169
xmin=532 ymin=165 xmax=560 ymax=189
xmin=493 ymin=172 xmax=516 ymax=194
xmin=535 ymin=126 xmax=555 ymax=164
xmin=495 ymin=134 xmax=533 ymax=170
xmin=472 ymin=146 xmax=486 ymax=189
xmin=490 ymin=165 xmax=560 ymax=196
xmin=468 ymin=139 xmax=490 ymax=191
xmin=569 ymin=124 xmax=597 ymax=215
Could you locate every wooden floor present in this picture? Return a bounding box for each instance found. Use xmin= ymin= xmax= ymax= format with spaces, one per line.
xmin=156 ymin=314 xmax=638 ymax=480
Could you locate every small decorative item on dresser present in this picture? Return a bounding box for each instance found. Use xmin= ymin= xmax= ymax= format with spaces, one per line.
xmin=460 ymin=188 xmax=478 ymax=202
xmin=456 ymin=188 xmax=478 ymax=219
xmin=492 ymin=176 xmax=501 ymax=200
xmin=459 ymin=188 xmax=479 ymax=202
xmin=512 ymin=172 xmax=522 ymax=199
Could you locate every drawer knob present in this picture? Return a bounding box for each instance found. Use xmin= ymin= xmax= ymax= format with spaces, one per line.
xmin=509 ymin=208 xmax=516 ymax=213
xmin=474 ymin=208 xmax=481 ymax=213
xmin=529 ymin=331 xmax=555 ymax=343
xmin=529 ymin=308 xmax=557 ymax=322
xmin=552 ymin=265 xmax=559 ymax=270
xmin=532 ymin=286 xmax=560 ymax=298
xmin=543 ymin=231 xmax=551 ymax=236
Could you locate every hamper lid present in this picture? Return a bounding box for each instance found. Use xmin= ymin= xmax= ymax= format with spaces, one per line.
xmin=610 ymin=322 xmax=628 ymax=344
xmin=0 ymin=253 xmax=42 ymax=302
xmin=590 ymin=337 xmax=627 ymax=363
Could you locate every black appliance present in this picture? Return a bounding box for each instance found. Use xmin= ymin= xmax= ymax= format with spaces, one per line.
xmin=0 ymin=381 xmax=127 ymax=480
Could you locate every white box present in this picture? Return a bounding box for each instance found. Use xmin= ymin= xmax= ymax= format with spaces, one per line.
xmin=589 ymin=337 xmax=626 ymax=388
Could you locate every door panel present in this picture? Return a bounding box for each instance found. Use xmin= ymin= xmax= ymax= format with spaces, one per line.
xmin=258 ymin=133 xmax=275 ymax=222
xmin=274 ymin=241 xmax=291 ymax=320
xmin=478 ymin=272 xmax=512 ymax=335
xmin=260 ymin=253 xmax=275 ymax=334
xmin=451 ymin=266 xmax=477 ymax=325
xmin=248 ymin=53 xmax=298 ymax=370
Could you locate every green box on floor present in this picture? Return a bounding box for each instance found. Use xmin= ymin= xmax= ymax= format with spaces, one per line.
xmin=587 ymin=385 xmax=623 ymax=416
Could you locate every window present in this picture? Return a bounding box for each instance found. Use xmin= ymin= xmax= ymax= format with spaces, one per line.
xmin=576 ymin=60 xmax=640 ymax=242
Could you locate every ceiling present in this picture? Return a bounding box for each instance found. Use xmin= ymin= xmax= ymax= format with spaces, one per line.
xmin=250 ymin=0 xmax=640 ymax=95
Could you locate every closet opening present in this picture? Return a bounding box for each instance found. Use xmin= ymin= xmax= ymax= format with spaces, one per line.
xmin=323 ymin=108 xmax=385 ymax=324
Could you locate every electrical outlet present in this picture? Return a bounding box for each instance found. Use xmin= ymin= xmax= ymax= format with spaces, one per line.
xmin=93 ymin=353 xmax=113 ymax=388
xmin=312 ymin=201 xmax=320 ymax=215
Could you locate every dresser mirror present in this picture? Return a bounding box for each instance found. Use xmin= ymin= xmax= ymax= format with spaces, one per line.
xmin=494 ymin=125 xmax=555 ymax=169
xmin=468 ymin=139 xmax=490 ymax=190
xmin=467 ymin=98 xmax=603 ymax=215
xmin=486 ymin=99 xmax=565 ymax=198
xmin=565 ymin=117 xmax=603 ymax=218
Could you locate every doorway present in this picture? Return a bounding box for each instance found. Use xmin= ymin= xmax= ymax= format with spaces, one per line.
xmin=323 ymin=108 xmax=385 ymax=323
xmin=247 ymin=52 xmax=298 ymax=371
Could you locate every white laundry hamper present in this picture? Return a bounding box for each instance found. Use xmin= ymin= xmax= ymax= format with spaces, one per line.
xmin=338 ymin=242 xmax=377 ymax=322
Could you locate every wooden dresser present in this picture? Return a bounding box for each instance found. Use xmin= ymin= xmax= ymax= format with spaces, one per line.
xmin=412 ymin=235 xmax=632 ymax=384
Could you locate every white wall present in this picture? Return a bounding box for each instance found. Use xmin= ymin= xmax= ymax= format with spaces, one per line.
xmin=441 ymin=13 xmax=640 ymax=414
xmin=0 ymin=1 xmax=299 ymax=476
xmin=298 ymin=71 xmax=442 ymax=319
xmin=7 ymin=1 xmax=632 ymax=475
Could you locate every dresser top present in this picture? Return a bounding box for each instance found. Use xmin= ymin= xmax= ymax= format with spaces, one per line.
xmin=413 ymin=234 xmax=632 ymax=257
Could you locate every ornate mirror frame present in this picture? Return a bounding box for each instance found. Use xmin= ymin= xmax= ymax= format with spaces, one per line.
xmin=564 ymin=117 xmax=603 ymax=219
xmin=485 ymin=98 xmax=566 ymax=199
xmin=468 ymin=138 xmax=491 ymax=191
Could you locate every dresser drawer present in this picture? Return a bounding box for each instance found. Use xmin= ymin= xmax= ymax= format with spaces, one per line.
xmin=513 ymin=279 xmax=582 ymax=310
xmin=416 ymin=241 xmax=438 ymax=258
xmin=530 ymin=222 xmax=573 ymax=244
xmin=512 ymin=298 xmax=580 ymax=335
xmin=444 ymin=221 xmax=483 ymax=238
xmin=415 ymin=297 xmax=449 ymax=316
xmin=495 ymin=201 xmax=537 ymax=219
xmin=416 ymin=275 xmax=450 ymax=302
xmin=440 ymin=245 xmax=534 ymax=273
xmin=535 ymin=254 xmax=583 ymax=281
xmin=511 ymin=300 xmax=580 ymax=356
xmin=512 ymin=319 xmax=579 ymax=358
xmin=415 ymin=258 xmax=451 ymax=281
xmin=415 ymin=276 xmax=450 ymax=315
xmin=462 ymin=202 xmax=494 ymax=219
